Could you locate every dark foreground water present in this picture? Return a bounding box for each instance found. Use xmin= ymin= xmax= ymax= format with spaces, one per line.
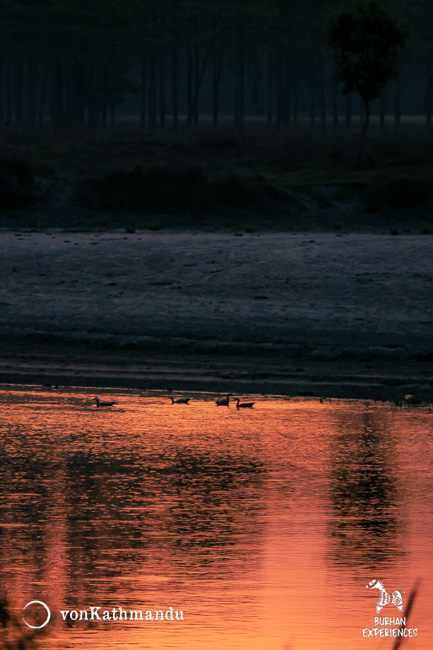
xmin=0 ymin=387 xmax=432 ymax=650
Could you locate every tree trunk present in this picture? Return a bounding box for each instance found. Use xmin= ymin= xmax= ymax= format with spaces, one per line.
xmin=70 ymin=63 xmax=85 ymax=128
xmin=5 ymin=60 xmax=12 ymax=124
xmin=380 ymin=87 xmax=387 ymax=132
xmin=250 ymin=52 xmax=261 ymax=114
xmin=87 ymin=67 xmax=100 ymax=130
xmin=426 ymin=56 xmax=433 ymax=132
xmin=77 ymin=64 xmax=86 ymax=127
xmin=0 ymin=57 xmax=4 ymax=124
xmin=284 ymin=54 xmax=290 ymax=128
xmin=38 ymin=66 xmax=48 ymax=125
xmin=171 ymin=47 xmax=178 ymax=131
xmin=54 ymin=60 xmax=64 ymax=127
xmin=27 ymin=58 xmax=36 ymax=127
xmin=320 ymin=55 xmax=326 ymax=131
xmin=212 ymin=30 xmax=222 ymax=130
xmin=186 ymin=43 xmax=193 ymax=127
xmin=170 ymin=1 xmax=179 ymax=131
xmin=140 ymin=57 xmax=146 ymax=130
xmin=148 ymin=57 xmax=156 ymax=129
xmin=159 ymin=18 xmax=166 ymax=130
xmin=14 ymin=59 xmax=24 ymax=125
xmin=186 ymin=21 xmax=210 ymax=128
xmin=293 ymin=79 xmax=298 ymax=130
xmin=64 ymin=64 xmax=72 ymax=126
xmin=309 ymin=73 xmax=315 ymax=131
xmin=345 ymin=94 xmax=352 ymax=133
xmin=276 ymin=46 xmax=290 ymax=128
xmin=193 ymin=25 xmax=200 ymax=128
xmin=267 ymin=50 xmax=273 ymax=128
xmin=235 ymin=27 xmax=245 ymax=132
xmin=332 ymin=81 xmax=338 ymax=132
xmin=394 ymin=72 xmax=402 ymax=133
xmin=159 ymin=54 xmax=166 ymax=129
xmin=101 ymin=64 xmax=109 ymax=130
xmin=359 ymin=97 xmax=370 ymax=162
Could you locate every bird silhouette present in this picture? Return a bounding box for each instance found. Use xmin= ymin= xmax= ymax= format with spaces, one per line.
xmin=94 ymin=397 xmax=117 ymax=407
xmin=235 ymin=398 xmax=254 ymax=409
xmin=216 ymin=394 xmax=231 ymax=406
xmin=170 ymin=397 xmax=190 ymax=404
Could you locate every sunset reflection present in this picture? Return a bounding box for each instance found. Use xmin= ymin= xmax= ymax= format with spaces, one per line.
xmin=0 ymin=389 xmax=432 ymax=649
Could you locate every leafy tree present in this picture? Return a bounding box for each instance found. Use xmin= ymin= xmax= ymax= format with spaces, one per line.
xmin=329 ymin=0 xmax=410 ymax=159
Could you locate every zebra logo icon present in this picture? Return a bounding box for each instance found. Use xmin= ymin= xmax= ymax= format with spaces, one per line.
xmin=366 ymin=579 xmax=404 ymax=613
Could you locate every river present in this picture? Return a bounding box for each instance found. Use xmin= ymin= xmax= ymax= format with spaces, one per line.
xmin=0 ymin=387 xmax=431 ymax=649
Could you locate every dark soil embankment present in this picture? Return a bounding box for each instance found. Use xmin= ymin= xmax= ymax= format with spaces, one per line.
xmin=0 ymin=156 xmax=38 ymax=208
xmin=76 ymin=164 xmax=293 ymax=217
xmin=0 ymin=131 xmax=433 ymax=232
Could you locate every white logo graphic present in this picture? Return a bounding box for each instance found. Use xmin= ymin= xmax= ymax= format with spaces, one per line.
xmin=366 ymin=579 xmax=404 ymax=613
xmin=23 ymin=601 xmax=51 ymax=629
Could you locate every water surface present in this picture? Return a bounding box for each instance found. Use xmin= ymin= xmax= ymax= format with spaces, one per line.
xmin=0 ymin=387 xmax=432 ymax=649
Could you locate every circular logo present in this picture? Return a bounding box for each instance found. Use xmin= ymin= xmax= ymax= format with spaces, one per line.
xmin=23 ymin=601 xmax=51 ymax=629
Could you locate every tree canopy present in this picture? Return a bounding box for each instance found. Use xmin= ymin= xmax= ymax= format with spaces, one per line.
xmin=329 ymin=0 xmax=409 ymax=102
xmin=329 ymin=0 xmax=410 ymax=155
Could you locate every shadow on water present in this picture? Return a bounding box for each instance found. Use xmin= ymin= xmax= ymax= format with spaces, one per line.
xmin=0 ymin=390 xmax=431 ymax=649
xmin=0 ymin=446 xmax=267 ymax=600
xmin=327 ymin=409 xmax=403 ymax=571
xmin=0 ymin=592 xmax=46 ymax=649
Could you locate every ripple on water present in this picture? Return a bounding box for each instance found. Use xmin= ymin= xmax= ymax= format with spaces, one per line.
xmin=0 ymin=388 xmax=432 ymax=649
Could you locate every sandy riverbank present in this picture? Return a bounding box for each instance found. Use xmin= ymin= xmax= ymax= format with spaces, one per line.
xmin=1 ymin=230 xmax=433 ymax=400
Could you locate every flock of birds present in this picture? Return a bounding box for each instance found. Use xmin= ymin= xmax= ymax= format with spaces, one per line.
xmin=93 ymin=394 xmax=254 ymax=409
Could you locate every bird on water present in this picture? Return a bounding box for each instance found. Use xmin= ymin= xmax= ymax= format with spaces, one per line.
xmin=170 ymin=397 xmax=190 ymax=404
xmin=235 ymin=398 xmax=254 ymax=409
xmin=94 ymin=397 xmax=117 ymax=407
xmin=216 ymin=394 xmax=231 ymax=406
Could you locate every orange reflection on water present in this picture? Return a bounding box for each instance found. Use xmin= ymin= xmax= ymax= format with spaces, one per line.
xmin=0 ymin=388 xmax=432 ymax=649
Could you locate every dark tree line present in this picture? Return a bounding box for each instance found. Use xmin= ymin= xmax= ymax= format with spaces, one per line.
xmin=0 ymin=0 xmax=430 ymax=131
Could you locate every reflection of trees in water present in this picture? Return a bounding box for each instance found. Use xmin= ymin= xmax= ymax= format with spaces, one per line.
xmin=0 ymin=446 xmax=266 ymax=600
xmin=0 ymin=456 xmax=53 ymax=584
xmin=169 ymin=450 xmax=265 ymax=553
xmin=327 ymin=410 xmax=404 ymax=571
